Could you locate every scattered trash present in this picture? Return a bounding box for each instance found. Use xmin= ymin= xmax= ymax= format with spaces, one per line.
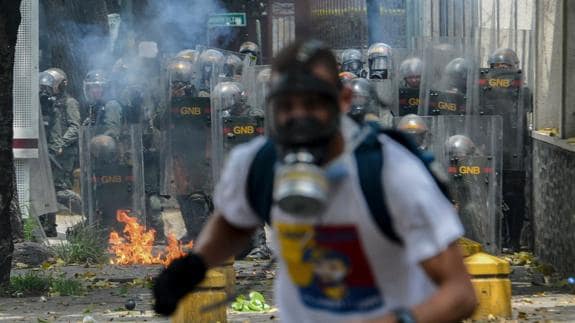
xmin=231 ymin=291 xmax=271 ymax=312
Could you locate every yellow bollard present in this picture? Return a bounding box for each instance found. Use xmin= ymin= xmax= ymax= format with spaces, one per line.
xmin=464 ymin=252 xmax=512 ymax=320
xmin=213 ymin=257 xmax=235 ymax=296
xmin=458 ymin=237 xmax=483 ymax=257
xmin=172 ymin=269 xmax=228 ymax=323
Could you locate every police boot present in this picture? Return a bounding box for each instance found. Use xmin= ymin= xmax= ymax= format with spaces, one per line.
xmin=147 ymin=194 xmax=166 ymax=244
xmin=177 ymin=193 xmax=210 ymax=244
xmin=40 ymin=213 xmax=58 ymax=237
xmin=240 ymin=227 xmax=271 ymax=260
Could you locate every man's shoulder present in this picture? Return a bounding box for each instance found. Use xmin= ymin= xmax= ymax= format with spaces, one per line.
xmin=376 ymin=133 xmax=432 ymax=179
xmin=226 ymin=136 xmax=268 ymax=167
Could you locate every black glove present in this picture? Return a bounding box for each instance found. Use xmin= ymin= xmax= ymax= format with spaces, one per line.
xmin=152 ymin=252 xmax=207 ymax=316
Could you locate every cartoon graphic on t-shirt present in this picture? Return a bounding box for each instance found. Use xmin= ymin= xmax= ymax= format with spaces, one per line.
xmin=276 ymin=223 xmax=383 ymax=313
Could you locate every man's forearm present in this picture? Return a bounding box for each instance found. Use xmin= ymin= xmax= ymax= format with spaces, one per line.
xmin=192 ymin=212 xmax=256 ymax=267
xmin=411 ymin=243 xmax=477 ymax=323
xmin=411 ymin=277 xmax=476 ymax=323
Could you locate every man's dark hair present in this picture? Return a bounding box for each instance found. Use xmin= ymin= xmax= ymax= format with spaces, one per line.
xmin=271 ymin=40 xmax=341 ymax=88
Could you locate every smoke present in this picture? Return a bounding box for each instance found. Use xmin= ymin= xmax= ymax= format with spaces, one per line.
xmin=138 ymin=0 xmax=230 ymax=54
xmin=41 ymin=0 xmax=232 ymax=105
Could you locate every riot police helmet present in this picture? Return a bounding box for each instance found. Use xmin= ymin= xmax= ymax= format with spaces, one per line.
xmin=446 ymin=135 xmax=476 ymax=159
xmin=175 ymin=49 xmax=200 ymax=63
xmin=397 ymin=114 xmax=429 ymax=149
xmin=349 ymin=78 xmax=371 ymax=105
xmin=168 ymin=58 xmax=194 ymax=83
xmin=347 ymin=78 xmax=374 ymax=123
xmin=239 ymin=41 xmax=260 ymax=62
xmin=340 ymin=49 xmax=363 ymax=75
xmin=213 ymin=81 xmax=245 ymax=115
xmin=444 ymin=57 xmax=469 ymax=92
xmin=223 ymin=54 xmax=243 ymax=78
xmin=488 ymin=48 xmax=519 ymax=70
xmin=168 ymin=58 xmax=195 ymax=97
xmin=199 ymin=49 xmax=225 ymax=78
xmin=89 ymin=135 xmax=118 ymax=163
xmin=399 ymin=57 xmax=423 ymax=88
xmin=367 ymin=43 xmax=392 ymax=79
xmin=40 ymin=68 xmax=68 ymax=96
xmin=83 ymin=69 xmax=109 ymax=104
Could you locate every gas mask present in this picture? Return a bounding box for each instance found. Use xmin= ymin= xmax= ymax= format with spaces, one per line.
xmin=40 ymin=86 xmax=56 ymax=107
xmin=268 ymin=43 xmax=342 ymax=216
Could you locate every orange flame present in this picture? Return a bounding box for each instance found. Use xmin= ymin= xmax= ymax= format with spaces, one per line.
xmin=109 ymin=211 xmax=193 ymax=266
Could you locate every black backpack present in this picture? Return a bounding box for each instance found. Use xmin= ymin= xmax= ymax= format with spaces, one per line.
xmin=246 ymin=122 xmax=450 ymax=245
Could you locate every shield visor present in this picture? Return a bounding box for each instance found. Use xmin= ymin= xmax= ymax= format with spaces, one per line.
xmin=369 ymin=56 xmax=389 ymax=79
xmin=84 ymin=83 xmax=105 ymax=103
xmin=418 ymin=37 xmax=474 ymax=116
xmin=425 ymin=115 xmax=503 ymax=253
xmin=80 ymin=124 xmax=146 ymax=232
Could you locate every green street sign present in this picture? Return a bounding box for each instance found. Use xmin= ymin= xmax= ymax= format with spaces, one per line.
xmin=208 ymin=13 xmax=247 ymax=28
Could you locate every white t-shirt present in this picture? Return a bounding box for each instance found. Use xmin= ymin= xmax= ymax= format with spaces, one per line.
xmin=213 ymin=118 xmax=463 ymax=323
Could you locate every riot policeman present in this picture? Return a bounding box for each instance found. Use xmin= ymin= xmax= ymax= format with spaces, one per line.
xmin=83 ymin=70 xmax=123 ymax=138
xmin=118 ymin=83 xmax=165 ymax=241
xmin=347 ymin=78 xmax=393 ymax=127
xmin=443 ymin=57 xmax=469 ymax=94
xmin=239 ymin=41 xmax=260 ymax=64
xmin=198 ymin=49 xmax=225 ymax=94
xmin=399 ymin=57 xmax=422 ymax=89
xmin=396 ymin=114 xmax=429 ymax=150
xmin=367 ymin=43 xmax=392 ymax=80
xmin=340 ymin=49 xmax=366 ymax=78
xmin=444 ymin=134 xmax=486 ymax=243
xmin=398 ymin=57 xmax=423 ymax=116
xmin=39 ymin=68 xmax=81 ymax=236
xmin=223 ymin=54 xmax=243 ymax=80
xmin=488 ymin=48 xmax=519 ymax=70
xmin=87 ymin=134 xmax=126 ymax=231
xmin=212 ymin=81 xmax=267 ymax=258
xmin=168 ymin=59 xmax=197 ymax=97
xmin=164 ymin=55 xmax=213 ymax=243
xmin=480 ymin=47 xmax=531 ymax=249
xmin=423 ymin=57 xmax=468 ymax=116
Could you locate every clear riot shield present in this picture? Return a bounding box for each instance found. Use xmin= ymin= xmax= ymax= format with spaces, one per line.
xmin=418 ymin=38 xmax=473 ymax=116
xmin=211 ymin=79 xmax=265 ymax=184
xmin=393 ymin=114 xmax=503 ymax=252
xmin=428 ymin=115 xmax=503 ymax=253
xmin=475 ymin=28 xmax=532 ymax=172
xmin=159 ymin=53 xmax=216 ymax=241
xmin=396 ymin=41 xmax=425 ymax=116
xmin=30 ymin=116 xmax=58 ymax=216
xmin=197 ymin=46 xmax=253 ymax=84
xmin=79 ymin=125 xmax=146 ymax=232
xmin=369 ymin=49 xmax=401 ymax=118
xmin=160 ymin=86 xmax=212 ymax=198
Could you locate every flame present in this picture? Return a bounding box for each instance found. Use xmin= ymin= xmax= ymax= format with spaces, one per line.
xmin=109 ymin=210 xmax=193 ymax=266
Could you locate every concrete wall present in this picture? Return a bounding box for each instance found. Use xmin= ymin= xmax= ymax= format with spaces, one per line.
xmin=563 ymin=1 xmax=575 ymax=138
xmin=534 ymin=0 xmax=564 ymax=131
xmin=532 ymin=138 xmax=575 ymax=275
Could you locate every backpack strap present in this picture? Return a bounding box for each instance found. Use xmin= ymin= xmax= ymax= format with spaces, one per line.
xmin=380 ymin=128 xmax=452 ymax=200
xmin=354 ymin=125 xmax=404 ymax=245
xmin=245 ymin=131 xmax=405 ymax=245
xmin=246 ymin=139 xmax=277 ymax=225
